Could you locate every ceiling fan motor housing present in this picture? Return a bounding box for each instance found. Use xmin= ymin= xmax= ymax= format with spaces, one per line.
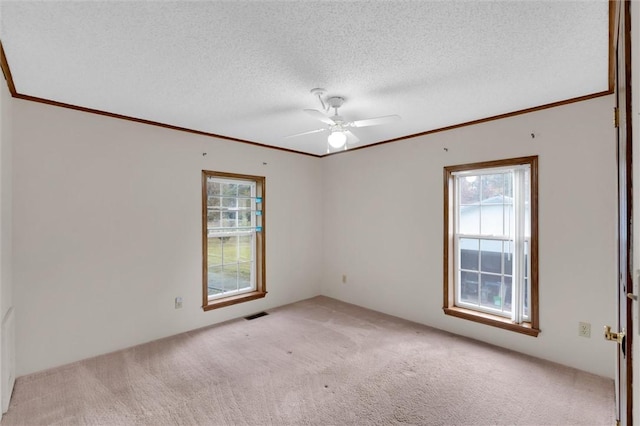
xmin=327 ymin=96 xmax=345 ymax=109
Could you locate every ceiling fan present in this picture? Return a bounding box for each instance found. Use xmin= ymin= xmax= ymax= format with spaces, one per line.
xmin=285 ymin=88 xmax=401 ymax=152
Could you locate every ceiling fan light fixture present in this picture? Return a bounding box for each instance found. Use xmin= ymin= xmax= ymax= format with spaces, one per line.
xmin=285 ymin=90 xmax=399 ymax=152
xmin=328 ymin=130 xmax=347 ymax=148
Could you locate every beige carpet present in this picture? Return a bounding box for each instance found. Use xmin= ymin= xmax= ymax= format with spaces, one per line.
xmin=2 ymin=296 xmax=615 ymax=425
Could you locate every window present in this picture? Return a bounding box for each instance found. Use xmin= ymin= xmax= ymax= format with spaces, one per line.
xmin=202 ymin=171 xmax=266 ymax=311
xmin=443 ymin=157 xmax=539 ymax=336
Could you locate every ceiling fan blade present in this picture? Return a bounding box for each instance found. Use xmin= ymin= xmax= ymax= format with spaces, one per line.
xmin=284 ymin=128 xmax=327 ymax=139
xmin=304 ymin=109 xmax=336 ymax=125
xmin=345 ymin=130 xmax=360 ymax=145
xmin=351 ymin=114 xmax=401 ymax=128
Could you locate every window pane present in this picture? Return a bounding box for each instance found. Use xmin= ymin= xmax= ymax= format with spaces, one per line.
xmin=238 ymin=184 xmax=252 ymax=197
xmin=238 ymin=197 xmax=252 ymax=210
xmin=238 ymin=261 xmax=252 ymax=291
xmin=208 ymin=265 xmax=224 ymax=296
xmin=208 ymin=180 xmax=221 ymax=196
xmin=460 ymin=271 xmax=479 ymax=304
xmin=221 ymin=264 xmax=239 ymax=292
xmin=222 ymin=182 xmax=237 ymax=196
xmin=505 ymin=175 xmax=513 ymax=198
xmin=222 ymin=196 xmax=236 ymax=208
xmin=459 ymin=176 xmax=480 ymax=205
xmin=482 ymin=173 xmax=504 ymax=202
xmin=503 ymin=275 xmax=512 ymax=313
xmin=503 ymin=202 xmax=513 ymax=235
xmin=239 ymin=235 xmax=252 ymax=262
xmin=480 ymin=205 xmax=505 ymax=236
xmin=222 ymin=211 xmax=237 ymax=228
xmin=207 ymin=210 xmax=220 ymax=227
xmin=459 ymin=238 xmax=479 ymax=270
xmin=480 ymin=239 xmax=502 ymax=273
xmin=207 ymin=237 xmax=223 ymax=266
xmin=221 ymin=236 xmax=239 ymax=264
xmin=480 ymin=274 xmax=501 ymax=309
xmin=239 ymin=211 xmax=251 ymax=227
xmin=459 ymin=206 xmax=480 ymax=235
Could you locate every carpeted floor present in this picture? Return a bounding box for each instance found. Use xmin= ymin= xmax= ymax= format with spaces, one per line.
xmin=2 ymin=296 xmax=615 ymax=425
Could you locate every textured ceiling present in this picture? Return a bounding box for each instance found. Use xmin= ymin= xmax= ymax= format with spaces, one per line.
xmin=0 ymin=1 xmax=609 ymax=156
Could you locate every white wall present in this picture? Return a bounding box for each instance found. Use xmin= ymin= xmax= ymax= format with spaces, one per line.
xmin=12 ymin=100 xmax=323 ymax=376
xmin=0 ymin=78 xmax=14 ymax=412
xmin=321 ymin=95 xmax=618 ymax=378
xmin=0 ymin=74 xmax=12 ymax=328
xmin=11 ymin=93 xmax=618 ymax=379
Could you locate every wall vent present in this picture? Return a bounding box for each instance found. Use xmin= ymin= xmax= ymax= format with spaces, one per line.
xmin=245 ymin=312 xmax=269 ymax=320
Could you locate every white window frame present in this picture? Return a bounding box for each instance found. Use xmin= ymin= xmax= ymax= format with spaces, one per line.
xmin=452 ymin=167 xmax=530 ymax=323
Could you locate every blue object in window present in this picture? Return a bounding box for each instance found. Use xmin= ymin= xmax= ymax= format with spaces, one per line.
xmin=255 ymin=197 xmax=262 ymax=204
xmin=255 ymin=210 xmax=262 ymax=216
xmin=256 ymin=226 xmax=263 ymax=232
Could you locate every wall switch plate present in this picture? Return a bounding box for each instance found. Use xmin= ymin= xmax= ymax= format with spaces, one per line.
xmin=578 ymin=321 xmax=591 ymax=338
xmin=175 ymin=297 xmax=183 ymax=309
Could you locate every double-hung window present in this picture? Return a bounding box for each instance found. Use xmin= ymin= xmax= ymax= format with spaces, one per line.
xmin=202 ymin=171 xmax=266 ymax=311
xmin=444 ymin=157 xmax=539 ymax=336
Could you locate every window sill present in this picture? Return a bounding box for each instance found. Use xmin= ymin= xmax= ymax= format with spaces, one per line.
xmin=203 ymin=290 xmax=267 ymax=311
xmin=443 ymin=306 xmax=540 ymax=337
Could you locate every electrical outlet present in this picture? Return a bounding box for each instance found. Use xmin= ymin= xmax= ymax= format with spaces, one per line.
xmin=342 ymin=274 xmax=347 ymax=284
xmin=578 ymin=321 xmax=591 ymax=338
xmin=175 ymin=297 xmax=183 ymax=309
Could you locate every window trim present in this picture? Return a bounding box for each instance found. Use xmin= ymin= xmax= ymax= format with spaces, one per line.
xmin=443 ymin=156 xmax=539 ymax=337
xmin=202 ymin=171 xmax=266 ymax=311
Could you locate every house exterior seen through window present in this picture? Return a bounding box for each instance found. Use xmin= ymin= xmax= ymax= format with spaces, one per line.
xmin=202 ymin=171 xmax=266 ymax=311
xmin=444 ymin=157 xmax=539 ymax=336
